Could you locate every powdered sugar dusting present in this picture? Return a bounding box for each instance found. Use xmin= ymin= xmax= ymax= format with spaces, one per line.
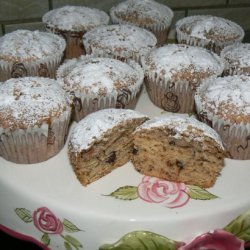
xmin=57 ymin=56 xmax=143 ymax=94
xmin=176 ymin=15 xmax=244 ymax=42
xmin=0 ymin=77 xmax=70 ymax=129
xmin=195 ymin=75 xmax=250 ymax=121
xmin=110 ymin=0 xmax=173 ymax=26
xmin=69 ymin=109 xmax=148 ymax=152
xmin=135 ymin=114 xmax=224 ymax=149
xmin=0 ymin=30 xmax=66 ymax=61
xmin=142 ymin=44 xmax=223 ymax=79
xmin=83 ymin=24 xmax=157 ymax=56
xmin=221 ymin=43 xmax=250 ymax=68
xmin=42 ymin=5 xmax=110 ymax=32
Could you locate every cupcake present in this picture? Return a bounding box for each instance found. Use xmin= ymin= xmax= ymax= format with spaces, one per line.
xmin=195 ymin=75 xmax=250 ymax=160
xmin=220 ymin=43 xmax=250 ymax=76
xmin=82 ymin=24 xmax=157 ymax=64
xmin=141 ymin=44 xmax=224 ymax=113
xmin=0 ymin=30 xmax=66 ymax=82
xmin=132 ymin=114 xmax=226 ymax=188
xmin=56 ymin=55 xmax=144 ymax=122
xmin=176 ymin=15 xmax=245 ymax=55
xmin=68 ymin=108 xmax=148 ymax=186
xmin=0 ymin=77 xmax=72 ymax=164
xmin=42 ymin=5 xmax=110 ymax=59
xmin=110 ymin=0 xmax=173 ymax=46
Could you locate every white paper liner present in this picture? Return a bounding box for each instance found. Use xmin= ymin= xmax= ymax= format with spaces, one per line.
xmin=176 ymin=16 xmax=245 ymax=55
xmin=0 ymin=110 xmax=71 ymax=164
xmin=145 ymin=73 xmax=196 ymax=113
xmin=70 ymin=84 xmax=142 ymax=122
xmin=0 ymin=52 xmax=64 ymax=82
xmin=195 ymin=89 xmax=250 ymax=160
xmin=144 ymin=56 xmax=224 ymax=114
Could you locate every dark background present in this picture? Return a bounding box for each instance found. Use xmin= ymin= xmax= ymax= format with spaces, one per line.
xmin=1 ymin=230 xmax=42 ymax=250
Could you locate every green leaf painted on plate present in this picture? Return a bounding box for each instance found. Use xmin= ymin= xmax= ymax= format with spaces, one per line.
xmin=99 ymin=230 xmax=182 ymax=250
xmin=64 ymin=235 xmax=83 ymax=249
xmin=63 ymin=219 xmax=81 ymax=233
xmin=224 ymin=209 xmax=250 ymax=242
xmin=105 ymin=186 xmax=138 ymax=200
xmin=187 ymin=185 xmax=218 ymax=200
xmin=15 ymin=208 xmax=33 ymax=223
xmin=64 ymin=241 xmax=74 ymax=250
xmin=41 ymin=233 xmax=50 ymax=246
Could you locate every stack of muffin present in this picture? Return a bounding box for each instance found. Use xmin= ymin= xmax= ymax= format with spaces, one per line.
xmin=0 ymin=0 xmax=249 ymax=189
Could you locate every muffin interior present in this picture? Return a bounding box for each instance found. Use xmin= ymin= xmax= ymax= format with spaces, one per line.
xmin=133 ymin=127 xmax=226 ymax=188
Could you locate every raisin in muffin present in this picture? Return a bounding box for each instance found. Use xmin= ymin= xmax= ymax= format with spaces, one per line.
xmin=82 ymin=24 xmax=157 ymax=65
xmin=0 ymin=77 xmax=71 ymax=164
xmin=68 ymin=109 xmax=148 ymax=186
xmin=195 ymin=75 xmax=250 ymax=160
xmin=141 ymin=44 xmax=224 ymax=113
xmin=0 ymin=29 xmax=66 ymax=81
xmin=57 ymin=55 xmax=144 ymax=122
xmin=220 ymin=43 xmax=250 ymax=76
xmin=176 ymin=15 xmax=245 ymax=55
xmin=42 ymin=5 xmax=110 ymax=59
xmin=110 ymin=0 xmax=173 ymax=46
xmin=132 ymin=114 xmax=227 ymax=188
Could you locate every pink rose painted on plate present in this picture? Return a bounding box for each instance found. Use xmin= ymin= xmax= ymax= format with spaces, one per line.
xmin=179 ymin=229 xmax=245 ymax=250
xmin=15 ymin=206 xmax=83 ymax=249
xmin=137 ymin=176 xmax=190 ymax=208
xmin=106 ymin=175 xmax=218 ymax=208
xmin=33 ymin=207 xmax=63 ymax=234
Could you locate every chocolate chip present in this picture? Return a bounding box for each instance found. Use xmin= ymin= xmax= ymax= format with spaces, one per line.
xmin=176 ymin=160 xmax=185 ymax=169
xmin=106 ymin=151 xmax=116 ymax=163
xmin=132 ymin=147 xmax=138 ymax=155
xmin=169 ymin=140 xmax=175 ymax=146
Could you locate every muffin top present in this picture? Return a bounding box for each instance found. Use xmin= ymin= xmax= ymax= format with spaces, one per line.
xmin=142 ymin=44 xmax=223 ymax=87
xmin=0 ymin=77 xmax=71 ymax=130
xmin=110 ymin=0 xmax=173 ymax=28
xmin=42 ymin=5 xmax=110 ymax=32
xmin=176 ymin=15 xmax=244 ymax=43
xmin=69 ymin=108 xmax=148 ymax=152
xmin=83 ymin=24 xmax=157 ymax=59
xmin=220 ymin=43 xmax=250 ymax=73
xmin=195 ymin=75 xmax=250 ymax=124
xmin=0 ymin=30 xmax=66 ymax=62
xmin=57 ymin=56 xmax=143 ymax=95
xmin=135 ymin=114 xmax=224 ymax=150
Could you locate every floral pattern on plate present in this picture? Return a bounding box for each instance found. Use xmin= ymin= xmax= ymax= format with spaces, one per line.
xmin=100 ymin=209 xmax=250 ymax=250
xmin=15 ymin=206 xmax=83 ymax=250
xmin=105 ymin=176 xmax=218 ymax=208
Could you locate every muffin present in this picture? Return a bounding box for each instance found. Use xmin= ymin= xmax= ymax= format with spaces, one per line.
xmin=68 ymin=109 xmax=148 ymax=186
xmin=42 ymin=5 xmax=110 ymax=59
xmin=176 ymin=15 xmax=245 ymax=55
xmin=132 ymin=114 xmax=227 ymax=188
xmin=56 ymin=55 xmax=144 ymax=122
xmin=0 ymin=30 xmax=66 ymax=82
xmin=0 ymin=77 xmax=72 ymax=164
xmin=141 ymin=44 xmax=224 ymax=113
xmin=110 ymin=0 xmax=174 ymax=46
xmin=195 ymin=75 xmax=250 ymax=160
xmin=82 ymin=24 xmax=157 ymax=64
xmin=220 ymin=43 xmax=250 ymax=76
